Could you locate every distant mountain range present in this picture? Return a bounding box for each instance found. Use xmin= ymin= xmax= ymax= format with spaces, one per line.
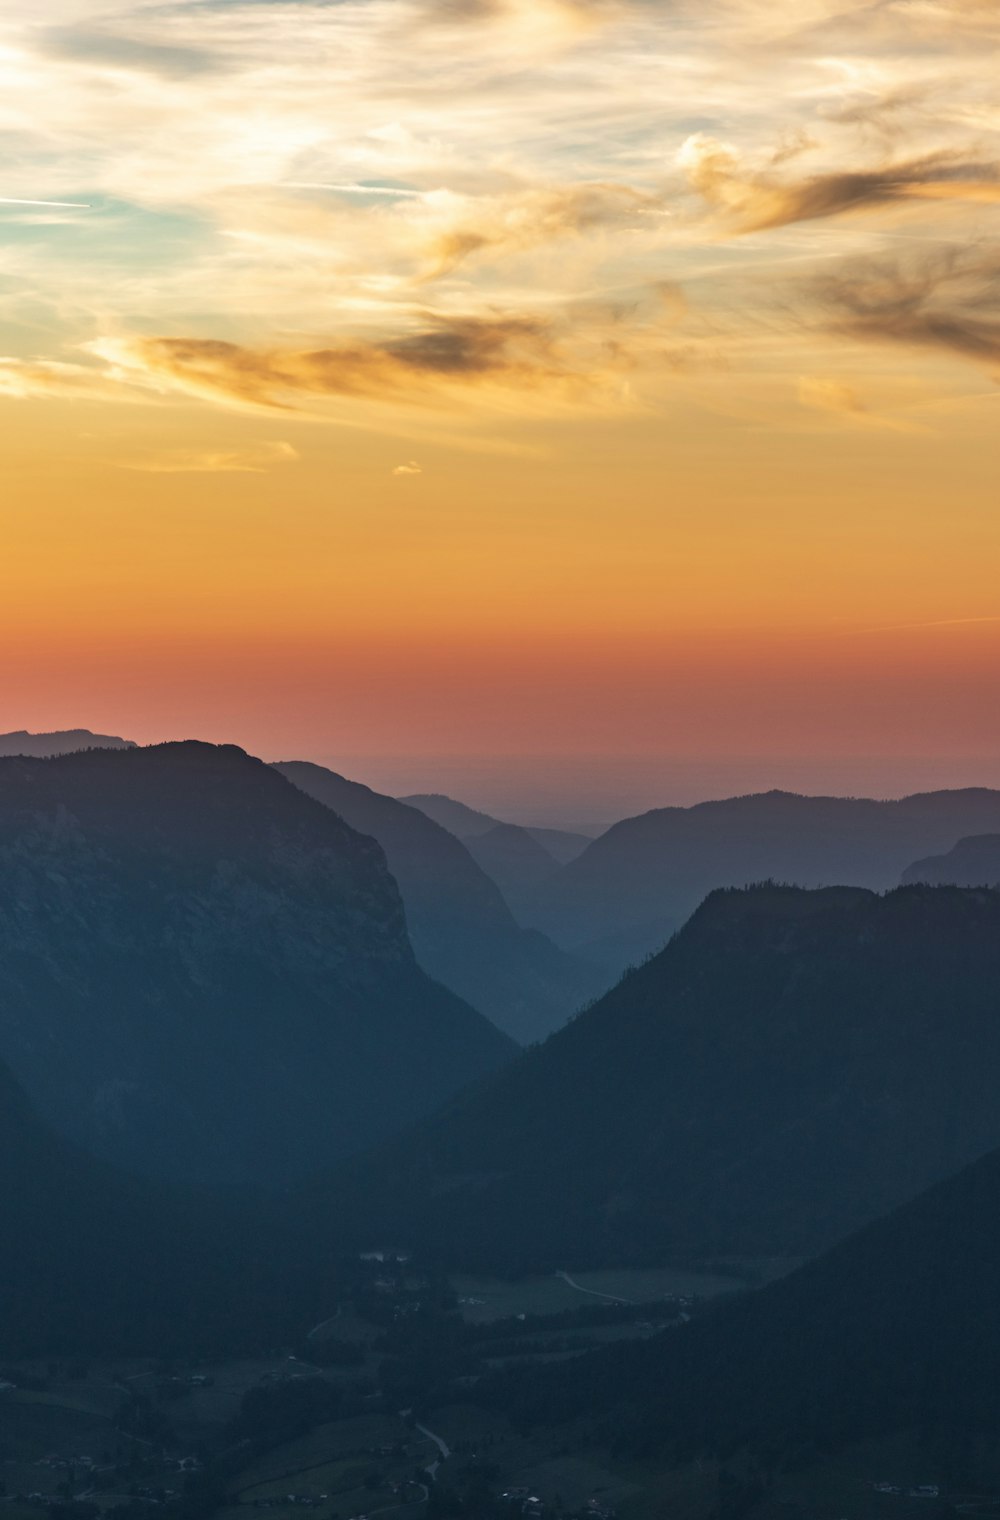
xmin=523 ymin=788 xmax=1000 ymax=972
xmin=0 ymin=742 xmax=512 ymax=1185
xmin=321 ymin=883 xmax=1000 ymax=1271
xmin=490 ymin=1138 xmax=1000 ymax=1474
xmin=903 ymin=833 xmax=1000 ymax=887
xmin=0 ymin=728 xmax=136 ymax=757
xmin=275 ymin=763 xmax=604 ymax=1042
xmin=401 ymin=792 xmax=593 ymax=862
xmin=402 ymin=792 xmax=592 ymax=917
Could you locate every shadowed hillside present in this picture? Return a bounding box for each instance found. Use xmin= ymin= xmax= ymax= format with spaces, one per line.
xmin=313 ymin=884 xmax=1000 ymax=1271
xmin=275 ymin=762 xmax=604 ymax=1042
xmin=0 ymin=1057 xmax=334 ymax=1357
xmin=0 ymin=742 xmax=512 ymax=1185
xmin=526 ymin=788 xmax=1000 ymax=972
xmin=487 ymin=1141 xmax=1000 ymax=1478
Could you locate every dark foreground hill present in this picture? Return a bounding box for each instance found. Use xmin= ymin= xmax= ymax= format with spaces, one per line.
xmin=275 ymin=762 xmax=602 ymax=1042
xmin=488 ymin=1143 xmax=1000 ymax=1476
xmin=526 ymin=788 xmax=1000 ymax=972
xmin=903 ymin=833 xmax=1000 ymax=887
xmin=315 ymin=884 xmax=1000 ymax=1270
xmin=0 ymin=742 xmax=512 ymax=1185
xmin=0 ymin=728 xmax=135 ymax=756
xmin=0 ymin=1057 xmax=332 ymax=1357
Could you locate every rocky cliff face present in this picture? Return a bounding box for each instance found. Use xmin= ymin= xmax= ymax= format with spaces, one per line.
xmin=0 ymin=742 xmax=512 ymax=1185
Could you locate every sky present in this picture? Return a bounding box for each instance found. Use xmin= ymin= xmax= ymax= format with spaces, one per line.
xmin=2 ymin=0 xmax=999 ymax=809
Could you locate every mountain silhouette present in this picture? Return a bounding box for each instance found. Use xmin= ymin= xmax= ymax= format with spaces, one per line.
xmin=320 ymin=883 xmax=1000 ymax=1271
xmin=526 ymin=788 xmax=1000 ymax=972
xmin=0 ymin=742 xmax=512 ymax=1185
xmin=0 ymin=728 xmax=136 ymax=756
xmin=903 ymin=832 xmax=1000 ymax=887
xmin=275 ymin=762 xmax=604 ymax=1042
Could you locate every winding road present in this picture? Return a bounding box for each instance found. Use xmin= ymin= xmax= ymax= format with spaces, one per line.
xmin=556 ymin=1271 xmax=632 ymax=1305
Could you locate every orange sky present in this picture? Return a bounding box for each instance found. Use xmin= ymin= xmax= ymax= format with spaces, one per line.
xmin=2 ymin=0 xmax=999 ymax=795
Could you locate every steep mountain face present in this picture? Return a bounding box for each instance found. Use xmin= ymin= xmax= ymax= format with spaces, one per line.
xmin=526 ymin=788 xmax=1000 ymax=972
xmin=492 ymin=1145 xmax=1000 ymax=1470
xmin=0 ymin=728 xmax=135 ymax=756
xmin=0 ymin=743 xmax=512 ymax=1185
xmin=274 ymin=762 xmax=603 ymax=1043
xmin=903 ymin=833 xmax=1000 ymax=886
xmin=322 ymin=885 xmax=1000 ymax=1271
xmin=0 ymin=1055 xmax=332 ymax=1356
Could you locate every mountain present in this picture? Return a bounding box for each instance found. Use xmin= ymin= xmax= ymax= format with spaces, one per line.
xmin=400 ymin=792 xmax=503 ymax=838
xmin=490 ymin=1144 xmax=1000 ymax=1476
xmin=274 ymin=762 xmax=604 ymax=1043
xmin=402 ymin=792 xmax=592 ymax=864
xmin=462 ymin=822 xmax=563 ymax=915
xmin=319 ymin=884 xmax=1000 ymax=1272
xmin=903 ymin=833 xmax=1000 ymax=887
xmin=0 ymin=728 xmax=135 ymax=756
xmin=0 ymin=1055 xmax=331 ymax=1356
xmin=525 ymin=787 xmax=1000 ymax=972
xmin=0 ymin=742 xmax=512 ymax=1186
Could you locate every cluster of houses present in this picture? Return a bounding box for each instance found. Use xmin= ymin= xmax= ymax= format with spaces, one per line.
xmin=499 ymin=1491 xmax=544 ymax=1518
xmin=499 ymin=1489 xmax=618 ymax=1520
xmin=248 ymin=1496 xmax=327 ymax=1509
xmin=873 ymin=1484 xmax=941 ymax=1499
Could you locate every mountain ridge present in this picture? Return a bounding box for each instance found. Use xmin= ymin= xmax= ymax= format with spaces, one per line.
xmin=0 ymin=741 xmax=513 ymax=1184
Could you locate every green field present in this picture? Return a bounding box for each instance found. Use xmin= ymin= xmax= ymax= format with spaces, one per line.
xmin=449 ymin=1265 xmax=749 ymax=1322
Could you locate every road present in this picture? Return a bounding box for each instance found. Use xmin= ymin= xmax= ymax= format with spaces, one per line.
xmin=414 ymin=1422 xmax=451 ymax=1479
xmin=556 ymin=1271 xmax=632 ymax=1305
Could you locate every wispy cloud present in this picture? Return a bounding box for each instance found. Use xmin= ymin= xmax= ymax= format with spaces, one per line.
xmin=85 ymin=313 xmax=624 ymax=413
xmin=116 ymin=441 xmax=299 ymax=473
xmin=0 ymin=0 xmax=997 ymax=438
xmin=818 ymin=250 xmax=1000 ymax=370
xmin=680 ymin=135 xmax=1000 ymax=233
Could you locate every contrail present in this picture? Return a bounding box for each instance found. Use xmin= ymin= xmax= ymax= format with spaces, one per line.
xmin=287 ymin=181 xmax=423 ymax=198
xmin=0 ymin=197 xmax=91 ymax=209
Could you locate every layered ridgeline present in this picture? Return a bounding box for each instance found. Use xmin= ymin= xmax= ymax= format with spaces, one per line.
xmin=0 ymin=742 xmax=512 ymax=1185
xmin=490 ymin=1145 xmax=1000 ymax=1476
xmin=525 ymin=787 xmax=1000 ymax=973
xmin=0 ymin=728 xmax=135 ymax=757
xmin=0 ymin=1056 xmax=332 ymax=1356
xmin=904 ymin=833 xmax=1000 ymax=887
xmin=402 ymin=792 xmax=592 ymax=918
xmin=275 ymin=763 xmax=603 ymax=1042
xmin=320 ymin=884 xmax=1000 ymax=1271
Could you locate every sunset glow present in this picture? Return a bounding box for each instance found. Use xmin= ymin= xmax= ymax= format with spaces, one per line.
xmin=3 ymin=0 xmax=999 ymax=789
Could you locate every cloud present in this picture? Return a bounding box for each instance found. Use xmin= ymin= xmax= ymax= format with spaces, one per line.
xmin=422 ymin=181 xmax=666 ymax=275
xmin=116 ymin=441 xmax=299 ymax=473
xmin=680 ymin=135 xmax=1000 ymax=233
xmin=85 ymin=313 xmax=617 ymax=413
xmin=392 ymin=460 xmax=423 ymax=474
xmin=38 ymin=25 xmax=228 ymax=79
xmin=798 ymin=375 xmax=869 ymax=417
xmin=0 ymin=355 xmax=151 ymax=403
xmin=818 ymin=251 xmax=1000 ymax=372
xmin=416 ymin=0 xmax=624 ymax=34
